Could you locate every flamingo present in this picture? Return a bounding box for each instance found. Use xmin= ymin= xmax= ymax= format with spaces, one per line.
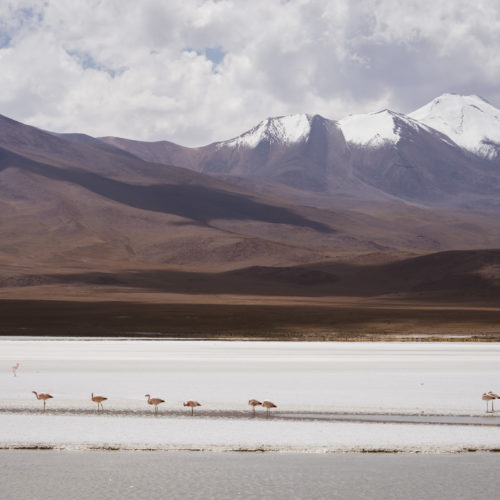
xmin=262 ymin=400 xmax=277 ymax=417
xmin=248 ymin=399 xmax=262 ymax=415
xmin=91 ymin=393 xmax=107 ymax=412
xmin=11 ymin=363 xmax=19 ymax=377
xmin=183 ymin=400 xmax=201 ymax=416
xmin=488 ymin=391 xmax=499 ymax=412
xmin=145 ymin=394 xmax=165 ymax=415
xmin=482 ymin=392 xmax=495 ymax=413
xmin=32 ymin=391 xmax=53 ymax=412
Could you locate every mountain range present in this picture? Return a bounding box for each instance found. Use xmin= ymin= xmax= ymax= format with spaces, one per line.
xmin=100 ymin=93 xmax=500 ymax=208
xmin=2 ymin=93 xmax=500 ymax=334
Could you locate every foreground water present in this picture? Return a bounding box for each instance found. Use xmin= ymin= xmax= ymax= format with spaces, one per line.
xmin=0 ymin=450 xmax=498 ymax=499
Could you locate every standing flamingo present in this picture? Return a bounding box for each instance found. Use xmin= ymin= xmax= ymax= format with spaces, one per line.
xmin=482 ymin=393 xmax=495 ymax=413
xmin=91 ymin=393 xmax=107 ymax=412
xmin=488 ymin=391 xmax=499 ymax=412
xmin=248 ymin=399 xmax=262 ymax=415
xmin=183 ymin=400 xmax=201 ymax=416
xmin=11 ymin=363 xmax=19 ymax=377
xmin=145 ymin=394 xmax=165 ymax=415
xmin=32 ymin=391 xmax=53 ymax=412
xmin=262 ymin=400 xmax=277 ymax=417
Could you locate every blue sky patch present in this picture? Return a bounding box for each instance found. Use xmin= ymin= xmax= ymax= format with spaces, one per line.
xmin=0 ymin=34 xmax=11 ymax=48
xmin=204 ymin=46 xmax=226 ymax=66
xmin=67 ymin=50 xmax=124 ymax=78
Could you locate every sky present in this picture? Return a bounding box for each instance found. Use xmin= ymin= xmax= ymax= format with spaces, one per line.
xmin=0 ymin=0 xmax=499 ymax=146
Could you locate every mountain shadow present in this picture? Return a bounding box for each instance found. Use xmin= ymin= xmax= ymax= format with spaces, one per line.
xmin=0 ymin=147 xmax=334 ymax=232
xmin=32 ymin=249 xmax=500 ymax=299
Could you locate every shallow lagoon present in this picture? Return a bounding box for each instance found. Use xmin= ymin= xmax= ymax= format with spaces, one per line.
xmin=1 ymin=339 xmax=500 ymax=452
xmin=1 ymin=450 xmax=499 ymax=500
xmin=2 ymin=339 xmax=499 ymax=414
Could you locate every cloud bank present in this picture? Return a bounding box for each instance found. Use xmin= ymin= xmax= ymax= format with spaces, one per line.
xmin=0 ymin=0 xmax=498 ymax=145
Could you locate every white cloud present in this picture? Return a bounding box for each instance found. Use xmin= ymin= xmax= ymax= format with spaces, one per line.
xmin=0 ymin=0 xmax=499 ymax=146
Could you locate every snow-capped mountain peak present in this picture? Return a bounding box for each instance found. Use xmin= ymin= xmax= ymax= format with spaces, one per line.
xmin=409 ymin=93 xmax=500 ymax=159
xmin=222 ymin=114 xmax=314 ymax=148
xmin=216 ymin=93 xmax=500 ymax=160
xmin=338 ymin=109 xmax=427 ymax=147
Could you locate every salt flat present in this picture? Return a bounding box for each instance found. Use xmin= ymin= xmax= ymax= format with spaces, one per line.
xmin=1 ymin=339 xmax=500 ymax=451
xmin=2 ymin=413 xmax=500 ymax=453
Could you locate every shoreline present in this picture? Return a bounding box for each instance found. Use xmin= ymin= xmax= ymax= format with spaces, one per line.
xmin=2 ymin=445 xmax=500 ymax=454
xmin=2 ymin=335 xmax=500 ymax=342
xmin=2 ymin=298 xmax=500 ymax=341
xmin=1 ymin=407 xmax=500 ymax=426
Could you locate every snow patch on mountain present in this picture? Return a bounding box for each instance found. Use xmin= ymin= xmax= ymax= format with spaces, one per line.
xmin=338 ymin=109 xmax=445 ymax=148
xmin=339 ymin=110 xmax=422 ymax=147
xmin=409 ymin=94 xmax=500 ymax=159
xmin=223 ymin=114 xmax=313 ymax=148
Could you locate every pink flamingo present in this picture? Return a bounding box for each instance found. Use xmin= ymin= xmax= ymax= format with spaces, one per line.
xmin=91 ymin=393 xmax=107 ymax=412
xmin=11 ymin=363 xmax=19 ymax=377
xmin=183 ymin=400 xmax=201 ymax=416
xmin=248 ymin=399 xmax=262 ymax=415
xmin=482 ymin=393 xmax=493 ymax=412
xmin=488 ymin=391 xmax=499 ymax=412
xmin=32 ymin=391 xmax=53 ymax=412
xmin=262 ymin=400 xmax=277 ymax=417
xmin=145 ymin=394 xmax=165 ymax=415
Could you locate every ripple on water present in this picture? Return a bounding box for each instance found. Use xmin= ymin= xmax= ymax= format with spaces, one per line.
xmin=1 ymin=451 xmax=500 ymax=500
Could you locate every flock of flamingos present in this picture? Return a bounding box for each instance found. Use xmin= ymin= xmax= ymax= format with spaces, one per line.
xmin=13 ymin=363 xmax=278 ymax=417
xmin=12 ymin=363 xmax=500 ymax=415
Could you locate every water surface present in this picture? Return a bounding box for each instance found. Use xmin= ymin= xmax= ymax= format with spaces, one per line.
xmin=0 ymin=450 xmax=498 ymax=499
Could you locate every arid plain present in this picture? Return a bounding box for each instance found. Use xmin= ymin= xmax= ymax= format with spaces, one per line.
xmin=2 ymin=108 xmax=500 ymax=340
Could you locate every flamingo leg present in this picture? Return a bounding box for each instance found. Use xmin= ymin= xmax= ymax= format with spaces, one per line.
xmin=191 ymin=407 xmax=194 ymax=416
xmin=43 ymin=400 xmax=46 ymax=412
